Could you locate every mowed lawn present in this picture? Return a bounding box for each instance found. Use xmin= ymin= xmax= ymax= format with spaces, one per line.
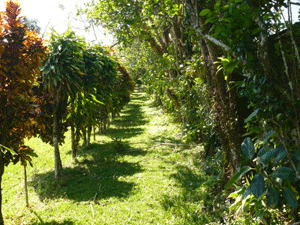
xmin=2 ymin=90 xmax=226 ymax=224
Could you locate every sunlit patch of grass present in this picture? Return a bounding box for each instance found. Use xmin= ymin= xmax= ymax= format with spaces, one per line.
xmin=2 ymin=90 xmax=229 ymax=224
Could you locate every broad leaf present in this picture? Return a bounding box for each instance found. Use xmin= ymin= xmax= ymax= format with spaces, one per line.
xmin=241 ymin=137 xmax=255 ymax=159
xmin=245 ymin=109 xmax=259 ymax=123
xmin=267 ymin=185 xmax=279 ymax=208
xmin=200 ymin=9 xmax=211 ymax=17
xmin=271 ymin=167 xmax=293 ymax=180
xmin=242 ymin=186 xmax=251 ymax=199
xmin=283 ymin=188 xmax=298 ymax=207
xmin=262 ymin=130 xmax=275 ymax=144
xmin=225 ymin=166 xmax=252 ymax=190
xmin=249 ymin=174 xmax=265 ymax=197
xmin=259 ymin=148 xmax=276 ymax=165
xmin=273 ymin=145 xmax=287 ymax=164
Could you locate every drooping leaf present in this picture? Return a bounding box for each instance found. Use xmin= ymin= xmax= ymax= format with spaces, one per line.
xmin=241 ymin=137 xmax=255 ymax=159
xmin=0 ymin=144 xmax=15 ymax=154
xmin=283 ymin=188 xmax=298 ymax=207
xmin=245 ymin=109 xmax=259 ymax=122
xmin=259 ymin=147 xmax=276 ymax=165
xmin=249 ymin=173 xmax=265 ymax=197
xmin=262 ymin=130 xmax=275 ymax=144
xmin=242 ymin=186 xmax=251 ymax=199
xmin=267 ymin=185 xmax=279 ymax=208
xmin=273 ymin=145 xmax=287 ymax=164
xmin=225 ymin=166 xmax=252 ymax=190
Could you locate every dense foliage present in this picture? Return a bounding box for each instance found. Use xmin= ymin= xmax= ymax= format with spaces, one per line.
xmin=84 ymin=0 xmax=300 ymax=223
xmin=36 ymin=29 xmax=134 ymax=177
xmin=0 ymin=1 xmax=47 ymax=224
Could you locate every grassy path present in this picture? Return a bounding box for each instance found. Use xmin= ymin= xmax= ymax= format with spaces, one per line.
xmin=3 ymin=90 xmax=225 ymax=224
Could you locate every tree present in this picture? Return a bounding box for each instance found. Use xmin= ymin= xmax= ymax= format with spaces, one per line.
xmin=0 ymin=1 xmax=46 ymax=223
xmin=41 ymin=28 xmax=85 ymax=178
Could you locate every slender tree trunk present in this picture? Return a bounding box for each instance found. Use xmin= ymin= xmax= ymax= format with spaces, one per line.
xmin=165 ymin=88 xmax=183 ymax=123
xmin=75 ymin=129 xmax=80 ymax=154
xmin=87 ymin=125 xmax=92 ymax=148
xmin=0 ymin=152 xmax=5 ymax=225
xmin=24 ymin=165 xmax=29 ymax=207
xmin=71 ymin=102 xmax=76 ymax=161
xmin=83 ymin=128 xmax=87 ymax=147
xmin=99 ymin=123 xmax=102 ymax=134
xmin=53 ymin=104 xmax=63 ymax=179
xmin=71 ymin=123 xmax=76 ymax=161
xmin=93 ymin=127 xmax=96 ymax=141
xmin=103 ymin=119 xmax=107 ymax=131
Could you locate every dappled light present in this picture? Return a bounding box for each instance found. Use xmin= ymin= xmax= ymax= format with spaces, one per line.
xmin=1 ymin=0 xmax=300 ymax=224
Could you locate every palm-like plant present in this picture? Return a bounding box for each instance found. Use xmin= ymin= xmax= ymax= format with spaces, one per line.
xmin=41 ymin=28 xmax=86 ymax=178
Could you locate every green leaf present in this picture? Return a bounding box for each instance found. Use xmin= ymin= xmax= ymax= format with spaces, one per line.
xmin=242 ymin=186 xmax=251 ymax=199
xmin=259 ymin=147 xmax=276 ymax=165
xmin=215 ymin=25 xmax=222 ymax=36
xmin=273 ymin=145 xmax=287 ymax=163
xmin=252 ymin=27 xmax=261 ymax=35
xmin=200 ymin=9 xmax=211 ymax=17
xmin=283 ymin=188 xmax=298 ymax=207
xmin=214 ymin=0 xmax=221 ymax=10
xmin=241 ymin=137 xmax=255 ymax=159
xmin=262 ymin=130 xmax=275 ymax=144
xmin=257 ymin=145 xmax=269 ymax=158
xmin=225 ymin=166 xmax=252 ymax=190
xmin=249 ymin=174 xmax=265 ymax=197
xmin=0 ymin=144 xmax=15 ymax=154
xmin=267 ymin=185 xmax=279 ymax=208
xmin=271 ymin=167 xmax=293 ymax=180
xmin=245 ymin=109 xmax=259 ymax=122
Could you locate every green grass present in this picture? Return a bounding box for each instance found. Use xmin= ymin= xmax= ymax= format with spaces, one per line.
xmin=2 ymin=90 xmax=229 ymax=224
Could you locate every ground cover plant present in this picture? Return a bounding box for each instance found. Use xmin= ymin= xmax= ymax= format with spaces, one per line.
xmin=2 ymin=90 xmax=230 ymax=224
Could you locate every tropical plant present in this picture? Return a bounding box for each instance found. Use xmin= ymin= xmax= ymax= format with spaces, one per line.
xmin=40 ymin=28 xmax=86 ymax=178
xmin=0 ymin=1 xmax=46 ymax=223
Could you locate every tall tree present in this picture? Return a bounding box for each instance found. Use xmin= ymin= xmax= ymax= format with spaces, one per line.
xmin=0 ymin=1 xmax=46 ymax=223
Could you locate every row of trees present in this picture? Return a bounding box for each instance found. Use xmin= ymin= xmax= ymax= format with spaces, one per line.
xmin=83 ymin=0 xmax=300 ymax=223
xmin=0 ymin=1 xmax=134 ymax=224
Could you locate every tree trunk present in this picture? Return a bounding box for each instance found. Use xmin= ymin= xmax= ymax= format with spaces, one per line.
xmin=0 ymin=152 xmax=5 ymax=225
xmin=71 ymin=101 xmax=77 ymax=161
xmin=71 ymin=123 xmax=76 ymax=161
xmin=83 ymin=128 xmax=87 ymax=147
xmin=24 ymin=165 xmax=29 ymax=207
xmin=87 ymin=125 xmax=92 ymax=148
xmin=53 ymin=103 xmax=63 ymax=179
xmin=93 ymin=126 xmax=96 ymax=141
xmin=103 ymin=119 xmax=107 ymax=131
xmin=165 ymin=88 xmax=183 ymax=123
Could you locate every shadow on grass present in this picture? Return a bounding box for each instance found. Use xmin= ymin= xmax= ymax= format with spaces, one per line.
xmin=32 ymin=221 xmax=74 ymax=225
xmin=105 ymin=127 xmax=144 ymax=140
xmin=30 ymin=142 xmax=145 ymax=202
xmin=106 ymin=92 xmax=149 ymax=140
xmin=32 ymin=219 xmax=74 ymax=225
xmin=160 ymin=151 xmax=226 ymax=224
xmin=30 ymin=209 xmax=75 ymax=224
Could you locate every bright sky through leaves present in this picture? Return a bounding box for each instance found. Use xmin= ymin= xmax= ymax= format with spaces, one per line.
xmin=0 ymin=0 xmax=113 ymax=45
